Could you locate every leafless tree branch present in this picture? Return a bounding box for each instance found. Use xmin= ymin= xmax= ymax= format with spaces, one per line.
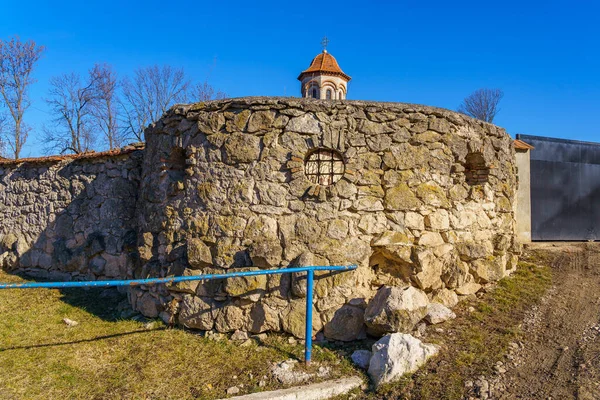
xmin=192 ymin=80 xmax=227 ymax=102
xmin=458 ymin=88 xmax=504 ymax=123
xmin=89 ymin=63 xmax=124 ymax=149
xmin=0 ymin=36 xmax=44 ymax=159
xmin=44 ymin=72 xmax=97 ymax=154
xmin=120 ymin=65 xmax=190 ymax=142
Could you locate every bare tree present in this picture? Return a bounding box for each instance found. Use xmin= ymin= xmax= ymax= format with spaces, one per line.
xmin=192 ymin=80 xmax=227 ymax=102
xmin=0 ymin=114 xmax=6 ymax=157
xmin=89 ymin=63 xmax=123 ymax=149
xmin=44 ymin=73 xmax=97 ymax=154
xmin=120 ymin=65 xmax=190 ymax=142
xmin=0 ymin=37 xmax=45 ymax=159
xmin=458 ymin=88 xmax=504 ymax=123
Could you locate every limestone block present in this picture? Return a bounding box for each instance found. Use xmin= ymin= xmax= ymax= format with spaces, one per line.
xmin=455 ymin=282 xmax=482 ymax=296
xmin=137 ymin=292 xmax=160 ymax=318
xmin=224 ymin=269 xmax=267 ymax=299
xmin=249 ymin=301 xmax=281 ymax=333
xmin=368 ymin=333 xmax=439 ymax=388
xmin=364 ymin=286 xmax=429 ymax=336
xmin=214 ymin=301 xmax=247 ymax=333
xmin=323 ymin=304 xmax=366 ymax=341
xmin=178 ymin=295 xmax=214 ymax=330
xmin=249 ymin=238 xmax=282 ymax=269
xmin=418 ymin=232 xmax=445 ymax=247
xmin=405 ymin=212 xmax=425 ymax=230
xmin=425 ymin=210 xmax=450 ymax=230
xmin=282 ymin=299 xmax=322 ymax=339
xmin=224 ymin=134 xmax=261 ymax=163
xmin=187 ymin=238 xmax=212 ymax=269
xmin=431 ymin=288 xmax=459 ymax=308
xmin=425 ymin=303 xmax=456 ymax=324
xmin=286 ymin=113 xmax=322 ymax=134
xmin=384 ymin=184 xmax=421 ymax=211
xmin=413 ymin=250 xmax=443 ymax=291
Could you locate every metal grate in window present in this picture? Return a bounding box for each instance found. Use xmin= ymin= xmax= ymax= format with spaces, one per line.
xmin=304 ymin=148 xmax=345 ymax=186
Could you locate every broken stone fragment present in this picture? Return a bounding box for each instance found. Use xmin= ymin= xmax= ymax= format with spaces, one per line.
xmin=323 ymin=304 xmax=365 ymax=342
xmin=425 ymin=302 xmax=456 ymax=324
xmin=364 ymin=286 xmax=429 ymax=336
xmin=186 ymin=238 xmax=212 ymax=269
xmin=368 ymin=333 xmax=439 ymax=388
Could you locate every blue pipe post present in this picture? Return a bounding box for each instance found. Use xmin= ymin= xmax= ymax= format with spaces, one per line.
xmin=304 ymin=268 xmax=314 ymax=365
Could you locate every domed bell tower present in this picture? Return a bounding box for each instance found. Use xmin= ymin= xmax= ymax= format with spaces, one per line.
xmin=298 ymin=37 xmax=351 ymax=100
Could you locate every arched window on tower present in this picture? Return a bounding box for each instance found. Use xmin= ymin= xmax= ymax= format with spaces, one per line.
xmin=311 ymin=87 xmax=319 ymax=99
xmin=326 ymin=89 xmax=332 ymax=100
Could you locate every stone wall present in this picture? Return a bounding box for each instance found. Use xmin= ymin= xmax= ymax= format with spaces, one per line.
xmin=131 ymin=97 xmax=520 ymax=340
xmin=0 ymin=149 xmax=143 ymax=282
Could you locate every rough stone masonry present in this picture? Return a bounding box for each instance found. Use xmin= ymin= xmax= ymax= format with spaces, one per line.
xmin=0 ymin=97 xmax=521 ymax=341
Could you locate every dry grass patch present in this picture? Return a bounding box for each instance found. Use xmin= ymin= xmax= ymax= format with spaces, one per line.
xmin=348 ymin=261 xmax=552 ymax=400
xmin=0 ymin=271 xmax=354 ymax=400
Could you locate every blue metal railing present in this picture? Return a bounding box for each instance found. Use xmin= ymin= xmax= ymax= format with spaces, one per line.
xmin=0 ymin=264 xmax=357 ymax=364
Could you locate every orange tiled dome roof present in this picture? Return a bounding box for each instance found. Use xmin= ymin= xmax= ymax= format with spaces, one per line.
xmin=298 ymin=51 xmax=351 ymax=81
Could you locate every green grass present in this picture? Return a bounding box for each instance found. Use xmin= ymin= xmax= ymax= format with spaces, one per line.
xmin=0 ymin=271 xmax=355 ymax=400
xmin=0 ymin=260 xmax=552 ymax=400
xmin=354 ymin=261 xmax=552 ymax=400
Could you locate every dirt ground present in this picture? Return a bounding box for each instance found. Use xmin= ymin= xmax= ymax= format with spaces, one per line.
xmin=493 ymin=243 xmax=600 ymax=399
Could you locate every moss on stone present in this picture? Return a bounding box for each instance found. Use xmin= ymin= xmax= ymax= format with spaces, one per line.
xmin=384 ymin=183 xmax=421 ymax=210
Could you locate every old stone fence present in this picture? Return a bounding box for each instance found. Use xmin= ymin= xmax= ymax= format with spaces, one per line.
xmin=0 ymin=97 xmax=520 ymax=341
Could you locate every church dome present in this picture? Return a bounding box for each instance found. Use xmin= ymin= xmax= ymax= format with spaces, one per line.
xmin=297 ymin=51 xmax=351 ymax=81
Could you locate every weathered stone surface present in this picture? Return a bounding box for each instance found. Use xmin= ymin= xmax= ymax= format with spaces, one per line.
xmin=0 ymin=97 xmax=518 ymax=339
xmin=384 ymin=184 xmax=421 ymax=210
xmin=431 ymin=288 xmax=459 ymax=307
xmin=249 ymin=239 xmax=282 ymax=269
xmin=187 ymin=238 xmax=212 ymax=269
xmin=425 ymin=303 xmax=456 ymax=324
xmin=413 ymin=250 xmax=444 ymax=291
xmin=224 ymin=134 xmax=261 ymax=163
xmin=323 ymin=304 xmax=365 ymax=341
xmin=179 ymin=295 xmax=214 ymax=330
xmin=456 ymin=282 xmax=482 ymax=296
xmin=286 ymin=113 xmax=322 ymax=134
xmin=351 ymin=349 xmax=372 ymax=370
xmin=364 ymin=286 xmax=429 ymax=335
xmin=282 ymin=299 xmax=322 ymax=338
xmin=368 ymin=333 xmax=439 ymax=388
xmin=224 ymin=269 xmax=267 ymax=299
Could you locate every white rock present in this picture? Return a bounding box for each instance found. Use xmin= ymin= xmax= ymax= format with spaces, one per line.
xmin=351 ymin=349 xmax=372 ymax=370
xmin=62 ymin=318 xmax=79 ymax=327
xmin=368 ymin=333 xmax=439 ymax=388
xmin=231 ymin=329 xmax=249 ymax=341
xmin=456 ymin=282 xmax=482 ymax=295
xmin=226 ymin=386 xmax=240 ymax=395
xmin=432 ymin=288 xmax=459 ymax=308
xmin=425 ymin=303 xmax=456 ymax=324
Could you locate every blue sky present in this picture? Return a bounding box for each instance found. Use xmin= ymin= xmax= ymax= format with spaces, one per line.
xmin=1 ymin=0 xmax=599 ymax=156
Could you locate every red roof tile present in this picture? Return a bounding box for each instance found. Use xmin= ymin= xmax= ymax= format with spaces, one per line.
xmin=0 ymin=145 xmax=144 ymax=167
xmin=514 ymin=139 xmax=534 ymax=150
xmin=298 ymin=51 xmax=351 ymax=81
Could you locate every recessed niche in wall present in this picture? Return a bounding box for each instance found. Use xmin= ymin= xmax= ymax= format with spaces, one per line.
xmin=465 ymin=152 xmax=490 ymax=185
xmin=304 ymin=148 xmax=345 ymax=186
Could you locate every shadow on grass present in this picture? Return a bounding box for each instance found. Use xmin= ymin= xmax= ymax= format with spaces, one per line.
xmin=0 ymin=328 xmax=165 ymax=352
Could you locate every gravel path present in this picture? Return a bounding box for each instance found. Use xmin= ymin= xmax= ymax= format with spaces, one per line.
xmin=468 ymin=243 xmax=600 ymax=400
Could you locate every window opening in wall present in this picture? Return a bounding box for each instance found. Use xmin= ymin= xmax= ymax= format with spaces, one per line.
xmin=465 ymin=152 xmax=490 ymax=185
xmin=311 ymin=88 xmax=319 ymax=99
xmin=304 ymin=148 xmax=345 ymax=186
xmin=326 ymin=89 xmax=332 ymax=100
